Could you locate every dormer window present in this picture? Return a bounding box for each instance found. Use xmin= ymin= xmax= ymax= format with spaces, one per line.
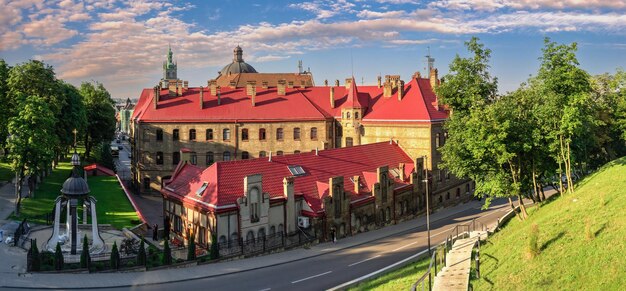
xmin=288 ymin=165 xmax=306 ymax=176
xmin=196 ymin=182 xmax=209 ymax=197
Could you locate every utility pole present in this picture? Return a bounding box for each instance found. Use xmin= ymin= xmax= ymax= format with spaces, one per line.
xmin=423 ymin=155 xmax=431 ymax=256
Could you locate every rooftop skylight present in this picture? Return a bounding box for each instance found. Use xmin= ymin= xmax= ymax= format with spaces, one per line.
xmin=196 ymin=182 xmax=209 ymax=196
xmin=288 ymin=165 xmax=306 ymax=176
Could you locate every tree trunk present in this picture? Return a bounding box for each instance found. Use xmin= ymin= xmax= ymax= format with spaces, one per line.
xmin=531 ymin=162 xmax=541 ymax=203
xmin=14 ymin=169 xmax=24 ymax=216
xmin=517 ymin=195 xmax=528 ymax=220
xmin=558 ymin=157 xmax=564 ymax=196
xmin=84 ymin=135 xmax=91 ymax=159
xmin=566 ymin=141 xmax=574 ymax=194
xmin=539 ymin=183 xmax=547 ymax=201
xmin=508 ymin=197 xmax=522 ymax=221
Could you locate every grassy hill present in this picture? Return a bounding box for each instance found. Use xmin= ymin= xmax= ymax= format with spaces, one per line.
xmin=471 ymin=157 xmax=626 ymax=290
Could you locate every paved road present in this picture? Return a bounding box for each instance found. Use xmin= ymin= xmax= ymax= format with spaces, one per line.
xmin=102 ymin=199 xmax=512 ymax=291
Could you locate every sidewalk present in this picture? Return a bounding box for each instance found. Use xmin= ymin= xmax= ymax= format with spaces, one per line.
xmin=0 ymin=199 xmax=505 ymax=289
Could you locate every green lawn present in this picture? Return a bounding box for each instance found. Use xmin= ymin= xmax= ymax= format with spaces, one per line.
xmin=11 ymin=160 xmax=139 ymax=229
xmin=471 ymin=157 xmax=626 ymax=290
xmin=0 ymin=162 xmax=15 ymax=182
xmin=349 ymin=255 xmax=431 ymax=290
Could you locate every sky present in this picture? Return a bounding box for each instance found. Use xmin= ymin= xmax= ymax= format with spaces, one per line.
xmin=1 ymin=0 xmax=626 ymax=99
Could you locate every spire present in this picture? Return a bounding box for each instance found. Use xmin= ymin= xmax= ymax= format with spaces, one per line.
xmin=167 ymin=44 xmax=173 ymax=64
xmin=343 ymin=76 xmax=363 ymax=108
xmin=234 ymin=45 xmax=243 ymax=62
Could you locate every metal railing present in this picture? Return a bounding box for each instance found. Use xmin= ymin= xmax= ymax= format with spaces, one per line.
xmin=411 ymin=218 xmax=487 ymax=291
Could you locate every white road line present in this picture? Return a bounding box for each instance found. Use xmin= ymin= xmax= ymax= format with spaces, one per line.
xmin=348 ymin=255 xmax=382 ymax=267
xmin=391 ymin=241 xmax=419 ymax=252
xmin=258 ymin=288 xmax=271 ymax=291
xmin=291 ymin=271 xmax=333 ymax=284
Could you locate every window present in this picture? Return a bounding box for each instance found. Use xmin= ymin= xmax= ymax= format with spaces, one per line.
xmin=172 ymin=152 xmax=180 ymax=164
xmin=466 ymin=184 xmax=470 ymax=194
xmin=259 ymin=128 xmax=266 ymax=140
xmin=276 ymin=151 xmax=283 ymax=156
xmin=381 ymin=174 xmax=388 ymax=202
xmin=241 ymin=128 xmax=249 ymax=141
xmin=174 ymin=215 xmax=182 ymax=233
xmin=189 ymin=129 xmax=196 ymax=140
xmin=446 ymin=192 xmax=450 ymax=200
xmin=270 ymin=225 xmax=276 ymax=236
xmin=156 ymin=152 xmax=163 ymax=165
xmin=246 ymin=231 xmax=255 ymax=242
xmin=223 ymin=151 xmax=231 ymax=161
xmin=242 ymin=151 xmax=249 ymax=159
xmin=156 ymin=129 xmax=163 ymax=141
xmin=198 ymin=227 xmax=206 ymax=245
xmin=191 ymin=152 xmax=197 ymax=165
xmin=276 ymin=128 xmax=283 ymax=140
xmin=258 ymin=228 xmax=266 ymax=240
xmin=223 ymin=128 xmax=230 ymax=141
xmin=293 ymin=128 xmax=301 ymax=140
xmin=345 ymin=137 xmax=353 ymax=147
xmin=206 ymin=152 xmax=214 ymax=165
xmin=288 ymin=165 xmax=306 ymax=176
xmin=346 ymin=112 xmax=351 ymax=119
xmin=259 ymin=151 xmax=267 ymax=157
xmin=206 ymin=129 xmax=213 ymax=140
xmin=294 ymin=150 xmax=300 ymax=154
xmin=250 ymin=187 xmax=260 ymax=222
xmin=435 ymin=133 xmax=440 ymax=148
xmin=310 ymin=127 xmax=317 ymax=140
xmin=334 ymin=185 xmax=342 ymax=218
xmin=355 ymin=112 xmax=359 ymax=119
xmin=196 ymin=182 xmax=209 ymax=196
xmin=143 ymin=178 xmax=150 ymax=190
xmin=438 ymin=170 xmax=443 ymax=182
xmin=456 ymin=188 xmax=461 ymax=198
xmin=446 ymin=170 xmax=450 ymax=180
xmin=173 ymin=129 xmax=179 ymax=141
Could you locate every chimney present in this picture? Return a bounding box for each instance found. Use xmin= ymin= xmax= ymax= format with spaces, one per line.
xmin=335 ymin=79 xmax=340 ymax=87
xmin=229 ymin=80 xmax=236 ymax=88
xmin=268 ymin=151 xmax=272 ymax=162
xmin=209 ymin=80 xmax=217 ymax=95
xmin=251 ymin=86 xmax=256 ymax=107
xmin=377 ymin=76 xmax=382 ymax=88
xmin=153 ymin=86 xmax=159 ymax=109
xmin=184 ymin=81 xmax=188 ymax=90
xmin=287 ymin=81 xmax=294 ymax=89
xmin=399 ymin=163 xmax=405 ymax=181
xmin=300 ymin=80 xmax=305 ymax=89
xmin=277 ymin=80 xmax=286 ymax=96
xmin=199 ymin=86 xmax=204 ymax=109
xmin=169 ymin=83 xmax=176 ymax=96
xmin=329 ymin=87 xmax=335 ymax=109
xmin=383 ymin=82 xmax=392 ymax=98
xmin=430 ymin=68 xmax=438 ymax=89
xmin=324 ymin=79 xmax=328 ymax=87
xmin=353 ymin=175 xmax=360 ymax=193
xmin=217 ymin=86 xmax=221 ymax=105
xmin=284 ymin=177 xmax=296 ymax=234
xmin=175 ymin=81 xmax=180 ymax=96
xmin=246 ymin=81 xmax=256 ymax=95
xmin=262 ymin=81 xmax=268 ymax=89
xmin=398 ymin=80 xmax=405 ymax=101
xmin=412 ymin=71 xmax=422 ymax=80
xmin=345 ymin=78 xmax=352 ymax=89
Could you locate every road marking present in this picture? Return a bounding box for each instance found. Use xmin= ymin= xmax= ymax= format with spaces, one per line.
xmin=391 ymin=241 xmax=418 ymax=252
xmin=291 ymin=271 xmax=333 ymax=284
xmin=349 ymin=255 xmax=381 ymax=267
xmin=258 ymin=288 xmax=271 ymax=291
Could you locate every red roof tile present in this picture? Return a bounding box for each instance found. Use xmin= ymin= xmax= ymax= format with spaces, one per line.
xmin=163 ymin=141 xmax=415 ymax=215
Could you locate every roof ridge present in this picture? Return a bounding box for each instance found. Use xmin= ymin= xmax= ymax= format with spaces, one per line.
xmin=414 ymin=78 xmax=433 ymax=120
xmin=297 ymin=89 xmax=332 ymax=118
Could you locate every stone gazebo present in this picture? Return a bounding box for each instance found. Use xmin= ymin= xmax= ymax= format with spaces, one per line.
xmin=45 ymin=152 xmax=105 ymax=255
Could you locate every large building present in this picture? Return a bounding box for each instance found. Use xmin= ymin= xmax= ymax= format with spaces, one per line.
xmin=130 ymin=46 xmax=470 ymax=208
xmin=161 ymin=141 xmax=432 ymax=247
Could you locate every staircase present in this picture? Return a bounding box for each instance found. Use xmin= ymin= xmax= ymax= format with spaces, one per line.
xmin=433 ymin=231 xmax=487 ymax=291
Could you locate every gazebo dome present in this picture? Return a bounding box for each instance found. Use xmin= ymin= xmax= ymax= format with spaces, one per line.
xmin=61 ymin=176 xmax=90 ymax=196
xmin=219 ymin=45 xmax=258 ymax=75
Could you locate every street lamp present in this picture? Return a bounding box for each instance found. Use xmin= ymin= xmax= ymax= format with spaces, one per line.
xmin=422 ymin=155 xmax=431 ymax=256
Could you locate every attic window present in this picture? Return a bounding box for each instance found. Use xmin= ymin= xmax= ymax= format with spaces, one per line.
xmin=389 ymin=168 xmax=402 ymax=179
xmin=349 ymin=177 xmax=364 ymax=189
xmin=196 ymin=182 xmax=209 ymax=196
xmin=288 ymin=165 xmax=306 ymax=176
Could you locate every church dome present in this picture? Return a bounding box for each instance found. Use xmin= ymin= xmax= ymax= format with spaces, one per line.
xmin=61 ymin=176 xmax=90 ymax=196
xmin=219 ymin=46 xmax=258 ymax=75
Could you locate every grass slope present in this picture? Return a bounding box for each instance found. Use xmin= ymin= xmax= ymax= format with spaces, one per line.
xmin=349 ymin=256 xmax=431 ymax=290
xmin=472 ymin=157 xmax=626 ymax=290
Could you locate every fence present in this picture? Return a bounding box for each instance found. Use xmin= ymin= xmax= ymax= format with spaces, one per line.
xmin=217 ymin=231 xmax=315 ymax=259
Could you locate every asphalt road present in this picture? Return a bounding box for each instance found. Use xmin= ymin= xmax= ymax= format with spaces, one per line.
xmin=109 ymin=199 xmax=512 ymax=291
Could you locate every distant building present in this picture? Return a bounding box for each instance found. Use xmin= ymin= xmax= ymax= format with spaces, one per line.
xmin=117 ymin=98 xmax=135 ymax=135
xmin=130 ymin=46 xmax=472 ymax=212
xmin=161 ymin=141 xmax=440 ymax=247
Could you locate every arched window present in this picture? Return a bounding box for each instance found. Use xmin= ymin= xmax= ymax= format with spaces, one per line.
xmin=206 ymin=152 xmax=214 ymax=165
xmin=259 ymin=128 xmax=266 ymax=140
xmin=278 ymin=223 xmax=284 ymax=235
xmin=223 ymin=151 xmax=231 ymax=161
xmin=223 ymin=128 xmax=231 ymax=141
xmin=355 ymin=111 xmax=359 ymax=119
xmin=293 ymin=128 xmax=301 ymax=140
xmin=172 ymin=152 xmax=180 ymax=164
xmin=345 ymin=137 xmax=353 ymax=147
xmin=258 ymin=228 xmax=266 ymax=241
xmin=156 ymin=129 xmax=163 ymax=141
xmin=310 ymin=127 xmax=317 ymax=140
xmin=346 ymin=112 xmax=351 ymax=119
xmin=259 ymin=151 xmax=267 ymax=157
xmin=269 ymin=225 xmax=276 ymax=236
xmin=190 ymin=152 xmax=197 ymax=165
xmin=241 ymin=128 xmax=249 ymax=141
xmin=241 ymin=151 xmax=249 ymax=159
xmin=206 ymin=129 xmax=213 ymax=140
xmin=156 ymin=152 xmax=163 ymax=165
xmin=276 ymin=128 xmax=283 ymax=140
xmin=189 ymin=129 xmax=196 ymax=140
xmin=172 ymin=129 xmax=179 ymax=141
xmin=456 ymin=188 xmax=461 ymax=198
xmin=435 ymin=133 xmax=441 ymax=148
xmin=230 ymin=232 xmax=239 ymax=241
xmin=218 ymin=235 xmax=227 ymax=244
xmin=246 ymin=231 xmax=254 ymax=242
xmin=276 ymin=151 xmax=283 ymax=156
xmin=250 ymin=187 xmax=260 ymax=222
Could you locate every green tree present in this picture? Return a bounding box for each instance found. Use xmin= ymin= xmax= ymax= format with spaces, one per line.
xmin=8 ymin=60 xmax=62 ymax=116
xmin=7 ymin=93 xmax=57 ymax=214
xmin=137 ymin=237 xmax=146 ymax=266
xmin=54 ymin=242 xmax=64 ymax=270
xmin=435 ymin=37 xmax=498 ymax=114
xmin=80 ymin=234 xmax=91 ymax=269
xmin=162 ymin=240 xmax=172 ymax=265
xmin=110 ymin=241 xmax=120 ymax=269
xmin=80 ymin=82 xmax=116 ymax=158
xmin=56 ymin=81 xmax=87 ymax=163
xmin=93 ymin=141 xmax=115 ymax=170
xmin=0 ymin=59 xmax=11 ymax=156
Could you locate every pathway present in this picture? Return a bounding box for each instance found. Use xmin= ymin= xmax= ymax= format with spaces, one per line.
xmin=433 ymin=231 xmax=487 ymax=291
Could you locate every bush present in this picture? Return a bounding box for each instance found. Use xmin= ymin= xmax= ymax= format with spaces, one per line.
xmin=187 ymin=232 xmax=196 ymax=261
xmin=162 ymin=240 xmax=172 ymax=265
xmin=527 ymin=223 xmax=540 ymax=259
xmin=54 ymin=242 xmax=64 ymax=270
xmin=110 ymin=241 xmax=120 ymax=269
xmin=210 ymin=235 xmax=219 ymax=260
xmin=137 ymin=237 xmax=146 ymax=266
xmin=80 ymin=234 xmax=91 ymax=269
xmin=29 ymin=239 xmax=41 ymax=271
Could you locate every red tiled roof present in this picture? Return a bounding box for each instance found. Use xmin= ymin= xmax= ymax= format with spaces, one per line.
xmin=162 ymin=141 xmax=415 ymax=215
xmin=133 ymin=77 xmax=448 ymax=123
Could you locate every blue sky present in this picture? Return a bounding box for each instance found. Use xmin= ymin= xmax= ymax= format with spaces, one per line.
xmin=1 ymin=0 xmax=625 ymax=99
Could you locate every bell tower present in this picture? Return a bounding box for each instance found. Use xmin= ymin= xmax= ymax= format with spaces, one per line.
xmin=162 ymin=45 xmax=178 ymax=82
xmin=340 ymin=77 xmax=363 ymax=148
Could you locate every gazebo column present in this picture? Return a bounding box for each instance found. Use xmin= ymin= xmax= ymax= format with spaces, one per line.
xmin=83 ymin=201 xmax=88 ymax=225
xmin=89 ymin=196 xmax=104 ymax=251
xmin=46 ymin=197 xmax=63 ymax=251
xmin=70 ymin=198 xmax=78 ymax=255
xmin=66 ymin=200 xmax=71 ymax=240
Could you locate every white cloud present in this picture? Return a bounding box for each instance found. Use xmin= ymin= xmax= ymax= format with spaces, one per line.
xmin=356 ymin=9 xmax=406 ymax=18
xmin=254 ymin=55 xmax=292 ymax=62
xmin=431 ymin=0 xmax=626 ymax=11
xmin=22 ymin=15 xmax=78 ymax=46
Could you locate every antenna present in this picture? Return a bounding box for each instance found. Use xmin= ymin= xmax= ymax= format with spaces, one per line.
xmin=298 ymin=60 xmax=303 ymax=74
xmin=425 ymin=46 xmax=435 ymax=75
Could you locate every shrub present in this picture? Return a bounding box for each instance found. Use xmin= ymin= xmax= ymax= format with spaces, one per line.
xmin=187 ymin=232 xmax=196 ymax=261
xmin=210 ymin=235 xmax=219 ymax=260
xmin=110 ymin=241 xmax=120 ymax=269
xmin=137 ymin=237 xmax=146 ymax=266
xmin=80 ymin=234 xmax=91 ymax=269
xmin=585 ymin=218 xmax=594 ymax=240
xmin=527 ymin=223 xmax=540 ymax=259
xmin=162 ymin=240 xmax=172 ymax=265
xmin=54 ymin=242 xmax=64 ymax=270
xmin=30 ymin=239 xmax=41 ymax=271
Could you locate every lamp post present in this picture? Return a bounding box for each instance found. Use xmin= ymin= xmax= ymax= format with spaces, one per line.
xmin=423 ymin=155 xmax=431 ymax=256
